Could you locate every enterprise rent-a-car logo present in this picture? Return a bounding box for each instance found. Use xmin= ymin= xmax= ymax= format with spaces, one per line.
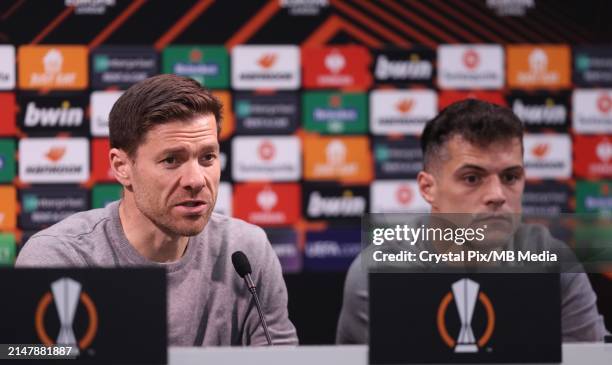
xmin=90 ymin=46 xmax=158 ymax=89
xmin=235 ymin=92 xmax=299 ymax=134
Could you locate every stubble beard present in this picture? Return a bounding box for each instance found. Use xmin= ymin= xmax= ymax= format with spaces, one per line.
xmin=134 ymin=194 xmax=209 ymax=238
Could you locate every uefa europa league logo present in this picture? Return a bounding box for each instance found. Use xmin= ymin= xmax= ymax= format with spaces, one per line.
xmin=51 ymin=278 xmax=82 ymax=353
xmin=36 ymin=277 xmax=98 ymax=353
xmin=452 ymin=278 xmax=479 ymax=352
xmin=437 ymin=278 xmax=495 ymax=353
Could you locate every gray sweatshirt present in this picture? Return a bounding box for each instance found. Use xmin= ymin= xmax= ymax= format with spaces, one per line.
xmin=16 ymin=201 xmax=298 ymax=347
xmin=336 ymin=223 xmax=609 ymax=344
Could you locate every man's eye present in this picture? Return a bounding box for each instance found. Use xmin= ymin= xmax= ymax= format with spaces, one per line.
xmin=464 ymin=175 xmax=481 ymax=185
xmin=161 ymin=156 xmax=178 ymax=165
xmin=502 ymin=173 xmax=519 ymax=184
xmin=201 ymin=153 xmax=217 ymax=163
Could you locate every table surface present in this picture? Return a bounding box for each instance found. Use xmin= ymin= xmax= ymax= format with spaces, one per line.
xmin=169 ymin=343 xmax=612 ymax=365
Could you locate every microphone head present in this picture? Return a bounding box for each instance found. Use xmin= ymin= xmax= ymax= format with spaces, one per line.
xmin=231 ymin=251 xmax=252 ymax=278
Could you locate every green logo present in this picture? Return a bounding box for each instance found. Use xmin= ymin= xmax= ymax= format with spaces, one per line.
xmin=92 ymin=184 xmax=122 ymax=209
xmin=0 ymin=233 xmax=15 ymax=266
xmin=576 ymin=181 xmax=612 ymax=214
xmin=375 ymin=145 xmax=390 ymax=162
xmin=94 ymin=55 xmax=110 ymax=72
xmin=162 ymin=46 xmax=229 ymax=89
xmin=0 ymin=139 xmax=15 ymax=183
xmin=302 ymin=92 xmax=367 ymax=134
xmin=22 ymin=194 xmax=38 ymax=213
xmin=574 ymin=181 xmax=612 ymax=261
xmin=575 ymin=54 xmax=590 ymax=72
xmin=236 ymin=100 xmax=251 ymax=117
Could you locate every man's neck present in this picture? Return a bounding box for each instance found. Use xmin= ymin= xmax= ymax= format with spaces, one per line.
xmin=118 ymin=196 xmax=188 ymax=263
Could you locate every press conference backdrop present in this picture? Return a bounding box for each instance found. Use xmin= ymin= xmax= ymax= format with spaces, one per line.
xmin=0 ymin=0 xmax=611 ymax=343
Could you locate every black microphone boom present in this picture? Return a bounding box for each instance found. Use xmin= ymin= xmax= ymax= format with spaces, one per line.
xmin=231 ymin=251 xmax=273 ymax=346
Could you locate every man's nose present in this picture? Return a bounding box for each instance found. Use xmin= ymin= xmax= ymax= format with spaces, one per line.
xmin=180 ymin=160 xmax=205 ymax=192
xmin=484 ymin=176 xmax=506 ymax=208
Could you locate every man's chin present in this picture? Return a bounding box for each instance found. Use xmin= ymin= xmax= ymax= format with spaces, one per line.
xmin=161 ymin=215 xmax=208 ymax=237
xmin=170 ymin=224 xmax=206 ymax=237
xmin=470 ymin=230 xmax=514 ymax=250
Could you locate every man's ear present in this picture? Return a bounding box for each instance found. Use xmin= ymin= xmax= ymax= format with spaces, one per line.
xmin=109 ymin=148 xmax=132 ymax=187
xmin=417 ymin=170 xmax=436 ymax=206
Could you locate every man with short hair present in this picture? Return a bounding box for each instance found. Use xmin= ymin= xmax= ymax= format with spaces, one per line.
xmin=336 ymin=99 xmax=608 ymax=343
xmin=16 ymin=74 xmax=298 ymax=346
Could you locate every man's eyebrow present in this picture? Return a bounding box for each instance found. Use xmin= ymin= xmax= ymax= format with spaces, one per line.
xmin=157 ymin=144 xmax=219 ymax=156
xmin=455 ymin=164 xmax=524 ymax=172
xmin=454 ymin=164 xmax=489 ymax=173
xmin=501 ymin=165 xmax=524 ymax=173
xmin=202 ymin=143 xmax=220 ymax=152
xmin=157 ymin=147 xmax=187 ymax=156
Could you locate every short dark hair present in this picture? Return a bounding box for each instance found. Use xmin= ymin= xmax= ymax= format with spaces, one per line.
xmin=421 ymin=99 xmax=524 ymax=170
xmin=109 ymin=74 xmax=223 ymax=157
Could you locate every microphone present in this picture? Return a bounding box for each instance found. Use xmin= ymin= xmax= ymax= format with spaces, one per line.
xmin=231 ymin=251 xmax=273 ymax=345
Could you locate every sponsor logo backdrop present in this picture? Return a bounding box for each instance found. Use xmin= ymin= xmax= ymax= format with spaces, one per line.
xmin=0 ymin=3 xmax=609 ymax=282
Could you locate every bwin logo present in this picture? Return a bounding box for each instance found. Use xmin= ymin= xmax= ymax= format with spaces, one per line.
xmin=25 ymin=101 xmax=84 ymax=127
xmin=437 ymin=278 xmax=495 ymax=353
xmin=35 ymin=277 xmax=98 ymax=354
xmin=307 ymin=190 xmax=366 ymax=217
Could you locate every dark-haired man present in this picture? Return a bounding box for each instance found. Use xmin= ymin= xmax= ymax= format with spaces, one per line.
xmin=336 ymin=99 xmax=608 ymax=343
xmin=16 ymin=74 xmax=298 ymax=346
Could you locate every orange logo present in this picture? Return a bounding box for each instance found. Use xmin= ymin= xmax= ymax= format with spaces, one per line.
xmin=463 ymin=49 xmax=480 ymax=70
xmin=45 ymin=147 xmax=66 ymax=162
xmin=395 ymin=98 xmax=414 ymax=114
xmin=531 ymin=143 xmax=549 ymax=159
xmin=211 ymin=90 xmax=234 ymax=140
xmin=437 ymin=279 xmax=495 ymax=352
xmin=18 ymin=46 xmax=88 ymax=90
xmin=506 ymin=45 xmax=570 ymax=89
xmin=597 ymin=93 xmax=612 ymax=114
xmin=35 ymin=278 xmax=98 ymax=351
xmin=0 ymin=186 xmax=16 ymax=230
xmin=258 ymin=54 xmax=277 ymax=69
xmin=303 ymin=136 xmax=372 ymax=183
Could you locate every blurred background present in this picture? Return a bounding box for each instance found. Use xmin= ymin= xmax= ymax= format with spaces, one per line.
xmin=1 ymin=0 xmax=612 ymax=344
